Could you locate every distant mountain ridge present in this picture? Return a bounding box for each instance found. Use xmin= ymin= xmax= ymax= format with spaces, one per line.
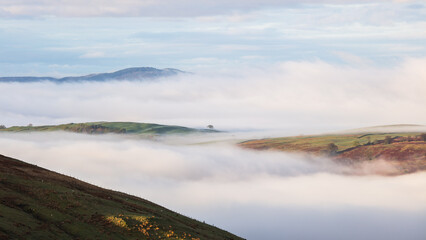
xmin=0 ymin=67 xmax=184 ymax=83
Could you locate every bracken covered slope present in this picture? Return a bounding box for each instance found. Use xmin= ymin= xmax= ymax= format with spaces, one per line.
xmin=0 ymin=154 xmax=243 ymax=240
xmin=240 ymin=132 xmax=426 ymax=175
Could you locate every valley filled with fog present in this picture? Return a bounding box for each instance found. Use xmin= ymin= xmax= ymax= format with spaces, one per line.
xmin=1 ymin=1 xmax=426 ymax=239
xmin=0 ymin=132 xmax=425 ymax=240
xmin=0 ymin=59 xmax=426 ymax=240
xmin=1 ymin=59 xmax=426 ymax=239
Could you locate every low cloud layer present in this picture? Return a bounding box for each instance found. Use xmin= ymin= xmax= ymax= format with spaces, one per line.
xmin=0 ymin=132 xmax=425 ymax=239
xmin=0 ymin=58 xmax=425 ymax=132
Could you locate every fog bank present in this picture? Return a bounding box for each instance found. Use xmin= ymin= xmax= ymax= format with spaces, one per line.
xmin=0 ymin=132 xmax=425 ymax=239
xmin=1 ymin=58 xmax=425 ymax=133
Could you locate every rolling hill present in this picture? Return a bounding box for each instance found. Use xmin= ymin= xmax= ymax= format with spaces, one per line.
xmin=0 ymin=154 xmax=244 ymax=240
xmin=0 ymin=122 xmax=217 ymax=135
xmin=0 ymin=67 xmax=184 ymax=83
xmin=239 ymin=126 xmax=426 ymax=175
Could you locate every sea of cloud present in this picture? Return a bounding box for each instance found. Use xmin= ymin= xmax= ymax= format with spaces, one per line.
xmin=0 ymin=58 xmax=425 ymax=133
xmin=0 ymin=58 xmax=425 ymax=239
xmin=0 ymin=132 xmax=425 ymax=239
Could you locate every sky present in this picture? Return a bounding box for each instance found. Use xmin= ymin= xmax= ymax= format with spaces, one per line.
xmin=0 ymin=0 xmax=425 ymax=76
xmin=0 ymin=0 xmax=425 ymax=130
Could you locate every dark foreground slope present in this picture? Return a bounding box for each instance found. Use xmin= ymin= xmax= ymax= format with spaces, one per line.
xmin=0 ymin=154 xmax=243 ymax=240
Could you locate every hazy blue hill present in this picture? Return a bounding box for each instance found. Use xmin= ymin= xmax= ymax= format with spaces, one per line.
xmin=0 ymin=122 xmax=218 ymax=135
xmin=0 ymin=77 xmax=57 ymax=82
xmin=0 ymin=67 xmax=184 ymax=83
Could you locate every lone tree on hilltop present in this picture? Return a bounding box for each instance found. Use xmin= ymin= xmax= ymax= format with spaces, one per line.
xmin=207 ymin=125 xmax=214 ymax=129
xmin=327 ymin=143 xmax=338 ymax=156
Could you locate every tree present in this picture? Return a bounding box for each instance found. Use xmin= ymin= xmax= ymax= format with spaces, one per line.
xmin=420 ymin=133 xmax=426 ymax=142
xmin=207 ymin=125 xmax=214 ymax=129
xmin=384 ymin=136 xmax=392 ymax=144
xmin=327 ymin=143 xmax=338 ymax=155
xmin=0 ymin=125 xmax=5 ymax=129
xmin=28 ymin=123 xmax=33 ymax=127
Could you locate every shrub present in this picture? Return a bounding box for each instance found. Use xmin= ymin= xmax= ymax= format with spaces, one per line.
xmin=327 ymin=143 xmax=338 ymax=155
xmin=384 ymin=136 xmax=392 ymax=144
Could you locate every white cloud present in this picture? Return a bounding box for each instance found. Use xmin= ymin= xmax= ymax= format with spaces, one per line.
xmin=332 ymin=51 xmax=373 ymax=66
xmin=0 ymin=132 xmax=425 ymax=211
xmin=0 ymin=58 xmax=425 ymax=131
xmin=79 ymin=51 xmax=106 ymax=58
xmin=0 ymin=132 xmax=425 ymax=239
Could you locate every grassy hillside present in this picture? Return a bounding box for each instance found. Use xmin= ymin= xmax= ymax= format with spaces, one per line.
xmin=0 ymin=154 xmax=243 ymax=240
xmin=0 ymin=122 xmax=217 ymax=135
xmin=240 ymin=131 xmax=426 ymax=175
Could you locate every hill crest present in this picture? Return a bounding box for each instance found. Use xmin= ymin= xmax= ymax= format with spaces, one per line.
xmin=0 ymin=67 xmax=185 ymax=83
xmin=0 ymin=121 xmax=218 ymax=135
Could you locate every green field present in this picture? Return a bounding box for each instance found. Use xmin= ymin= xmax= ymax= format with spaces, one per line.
xmin=0 ymin=154 xmax=243 ymax=240
xmin=0 ymin=122 xmax=217 ymax=135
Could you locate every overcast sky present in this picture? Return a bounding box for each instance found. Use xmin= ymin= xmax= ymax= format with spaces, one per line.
xmin=0 ymin=0 xmax=425 ymax=76
xmin=0 ymin=0 xmax=425 ymax=129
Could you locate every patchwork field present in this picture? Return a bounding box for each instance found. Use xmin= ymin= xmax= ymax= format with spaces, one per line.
xmin=240 ymin=131 xmax=426 ymax=175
